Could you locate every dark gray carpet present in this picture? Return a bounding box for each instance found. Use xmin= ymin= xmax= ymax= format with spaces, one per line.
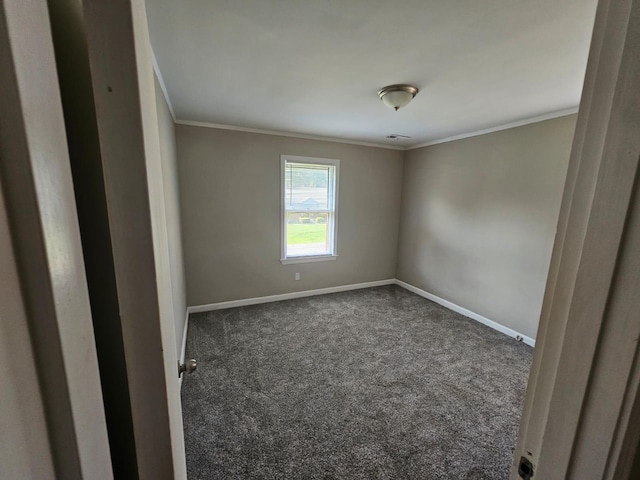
xmin=182 ymin=285 xmax=532 ymax=480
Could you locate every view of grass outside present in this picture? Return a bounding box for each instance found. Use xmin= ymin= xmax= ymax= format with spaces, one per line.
xmin=286 ymin=212 xmax=330 ymax=256
xmin=287 ymin=223 xmax=327 ymax=245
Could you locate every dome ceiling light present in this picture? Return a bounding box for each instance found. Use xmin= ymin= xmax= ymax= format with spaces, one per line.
xmin=378 ymin=84 xmax=419 ymax=111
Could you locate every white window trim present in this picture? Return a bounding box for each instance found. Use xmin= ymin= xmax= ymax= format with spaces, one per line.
xmin=280 ymin=155 xmax=339 ymax=265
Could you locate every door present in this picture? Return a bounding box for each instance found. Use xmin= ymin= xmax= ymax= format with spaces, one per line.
xmin=80 ymin=0 xmax=188 ymax=478
xmin=43 ymin=0 xmax=187 ymax=478
xmin=84 ymin=0 xmax=186 ymax=480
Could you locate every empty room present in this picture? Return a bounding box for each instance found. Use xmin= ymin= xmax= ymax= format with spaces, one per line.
xmin=143 ymin=0 xmax=600 ymax=478
xmin=5 ymin=0 xmax=640 ymax=479
xmin=144 ymin=0 xmax=597 ymax=478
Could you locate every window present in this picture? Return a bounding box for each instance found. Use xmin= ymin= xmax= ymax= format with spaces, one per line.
xmin=281 ymin=155 xmax=339 ymax=264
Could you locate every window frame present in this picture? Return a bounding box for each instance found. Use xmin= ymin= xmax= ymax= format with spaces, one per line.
xmin=280 ymin=155 xmax=340 ymax=265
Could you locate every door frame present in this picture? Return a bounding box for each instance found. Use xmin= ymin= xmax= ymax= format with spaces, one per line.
xmin=0 ymin=0 xmax=112 ymax=477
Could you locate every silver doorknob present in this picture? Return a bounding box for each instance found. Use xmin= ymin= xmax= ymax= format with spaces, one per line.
xmin=178 ymin=359 xmax=197 ymax=377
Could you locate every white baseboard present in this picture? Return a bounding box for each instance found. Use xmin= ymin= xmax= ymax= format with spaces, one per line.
xmin=179 ymin=309 xmax=189 ymax=388
xmin=394 ymin=279 xmax=536 ymax=347
xmin=187 ymin=279 xmax=396 ymax=314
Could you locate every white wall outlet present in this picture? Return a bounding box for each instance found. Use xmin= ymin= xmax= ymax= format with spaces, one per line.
xmin=295 ymin=272 xmax=300 ymax=281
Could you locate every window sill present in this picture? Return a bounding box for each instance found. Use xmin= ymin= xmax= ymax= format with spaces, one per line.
xmin=280 ymin=254 xmax=338 ymax=265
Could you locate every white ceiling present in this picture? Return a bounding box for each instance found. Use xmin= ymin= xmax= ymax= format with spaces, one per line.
xmin=145 ymin=0 xmax=598 ymax=148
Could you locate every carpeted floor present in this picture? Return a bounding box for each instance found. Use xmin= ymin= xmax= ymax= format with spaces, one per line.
xmin=182 ymin=285 xmax=533 ymax=479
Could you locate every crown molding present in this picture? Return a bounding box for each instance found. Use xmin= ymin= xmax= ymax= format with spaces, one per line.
xmin=175 ymin=108 xmax=579 ymax=152
xmin=147 ymin=55 xmax=578 ymax=153
xmin=174 ymin=119 xmax=406 ymax=151
xmin=407 ymin=107 xmax=579 ymax=150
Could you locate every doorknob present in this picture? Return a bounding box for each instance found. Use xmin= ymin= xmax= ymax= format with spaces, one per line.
xmin=178 ymin=359 xmax=197 ymax=377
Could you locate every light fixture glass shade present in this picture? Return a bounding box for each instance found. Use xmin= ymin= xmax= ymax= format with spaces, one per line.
xmin=380 ymin=90 xmax=414 ymax=110
xmin=378 ymin=84 xmax=419 ymax=111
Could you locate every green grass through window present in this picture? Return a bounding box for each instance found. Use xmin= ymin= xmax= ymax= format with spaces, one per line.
xmin=287 ymin=224 xmax=327 ymax=245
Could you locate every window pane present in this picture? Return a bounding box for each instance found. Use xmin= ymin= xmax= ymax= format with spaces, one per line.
xmin=285 ymin=163 xmax=331 ymax=211
xmin=286 ymin=212 xmax=330 ymax=256
xmin=281 ymin=156 xmax=338 ymax=261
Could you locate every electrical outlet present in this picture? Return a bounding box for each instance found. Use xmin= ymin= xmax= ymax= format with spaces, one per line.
xmin=295 ymin=272 xmax=300 ymax=281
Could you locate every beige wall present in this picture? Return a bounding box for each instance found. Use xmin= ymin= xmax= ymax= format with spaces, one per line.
xmin=397 ymin=115 xmax=577 ymax=340
xmin=176 ymin=125 xmax=404 ymax=305
xmin=154 ymin=76 xmax=187 ymax=355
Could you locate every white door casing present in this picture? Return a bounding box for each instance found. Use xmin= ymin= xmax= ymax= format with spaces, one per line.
xmin=0 ymin=0 xmax=113 ymax=478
